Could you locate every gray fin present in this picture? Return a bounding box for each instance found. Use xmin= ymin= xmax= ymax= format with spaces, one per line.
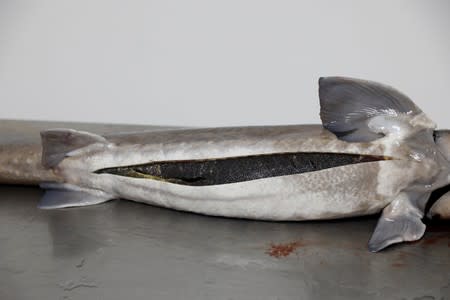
xmin=368 ymin=192 xmax=428 ymax=252
xmin=38 ymin=183 xmax=115 ymax=209
xmin=319 ymin=77 xmax=423 ymax=142
xmin=41 ymin=129 xmax=107 ymax=168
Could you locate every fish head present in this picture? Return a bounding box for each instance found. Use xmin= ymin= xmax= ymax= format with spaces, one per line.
xmin=434 ymin=130 xmax=450 ymax=161
xmin=426 ymin=130 xmax=450 ymax=220
xmin=428 ymin=190 xmax=450 ymax=220
xmin=318 ymin=76 xmax=450 ymax=251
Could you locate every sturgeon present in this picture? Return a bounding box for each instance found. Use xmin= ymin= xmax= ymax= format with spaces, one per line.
xmin=38 ymin=77 xmax=450 ymax=252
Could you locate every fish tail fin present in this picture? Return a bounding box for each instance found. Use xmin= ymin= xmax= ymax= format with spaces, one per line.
xmin=40 ymin=129 xmax=107 ymax=168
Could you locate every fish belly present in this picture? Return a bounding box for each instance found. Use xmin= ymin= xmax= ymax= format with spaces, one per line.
xmin=89 ymin=161 xmax=391 ymax=221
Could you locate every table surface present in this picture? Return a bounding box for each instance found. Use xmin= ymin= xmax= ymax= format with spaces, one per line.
xmin=0 ymin=120 xmax=449 ymax=300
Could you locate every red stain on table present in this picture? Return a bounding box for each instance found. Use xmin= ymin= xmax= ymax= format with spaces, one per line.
xmin=391 ymin=262 xmax=406 ymax=268
xmin=390 ymin=251 xmax=409 ymax=268
xmin=266 ymin=241 xmax=306 ymax=258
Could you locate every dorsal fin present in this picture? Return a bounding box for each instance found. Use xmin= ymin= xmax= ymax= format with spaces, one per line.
xmin=41 ymin=129 xmax=107 ymax=168
xmin=319 ymin=77 xmax=430 ymax=142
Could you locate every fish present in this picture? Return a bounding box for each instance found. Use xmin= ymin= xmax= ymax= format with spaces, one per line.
xmin=37 ymin=77 xmax=450 ymax=252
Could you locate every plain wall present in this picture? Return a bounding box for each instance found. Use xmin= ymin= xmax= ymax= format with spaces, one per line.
xmin=0 ymin=0 xmax=449 ymax=128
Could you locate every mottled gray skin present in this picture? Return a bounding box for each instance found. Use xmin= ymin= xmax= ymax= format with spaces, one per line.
xmin=0 ymin=143 xmax=61 ymax=185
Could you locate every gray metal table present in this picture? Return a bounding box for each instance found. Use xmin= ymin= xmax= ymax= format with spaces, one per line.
xmin=0 ymin=120 xmax=448 ymax=300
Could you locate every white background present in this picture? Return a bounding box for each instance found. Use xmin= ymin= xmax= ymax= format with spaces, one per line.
xmin=0 ymin=0 xmax=449 ymax=128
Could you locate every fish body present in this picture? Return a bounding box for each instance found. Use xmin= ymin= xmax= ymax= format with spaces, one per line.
xmin=38 ymin=77 xmax=450 ymax=251
xmin=46 ymin=125 xmax=387 ymax=220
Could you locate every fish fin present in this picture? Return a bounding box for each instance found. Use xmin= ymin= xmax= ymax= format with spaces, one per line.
xmin=41 ymin=129 xmax=107 ymax=168
xmin=38 ymin=183 xmax=115 ymax=209
xmin=319 ymin=77 xmax=435 ymax=142
xmin=368 ymin=192 xmax=429 ymax=252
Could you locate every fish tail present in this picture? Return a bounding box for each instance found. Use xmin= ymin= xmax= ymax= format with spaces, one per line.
xmin=0 ymin=144 xmax=60 ymax=185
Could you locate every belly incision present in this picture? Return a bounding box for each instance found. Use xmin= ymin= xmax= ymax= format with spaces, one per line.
xmin=95 ymin=152 xmax=392 ymax=186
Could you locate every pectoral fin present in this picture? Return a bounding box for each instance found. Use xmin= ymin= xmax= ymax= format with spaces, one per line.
xmin=38 ymin=183 xmax=116 ymax=209
xmin=318 ymin=77 xmax=435 ymax=142
xmin=368 ymin=192 xmax=429 ymax=252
